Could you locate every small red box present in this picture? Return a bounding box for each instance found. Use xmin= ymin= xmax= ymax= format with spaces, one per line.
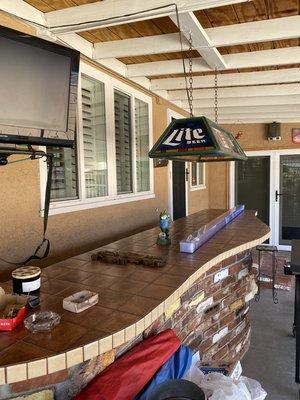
xmin=0 ymin=295 xmax=27 ymax=331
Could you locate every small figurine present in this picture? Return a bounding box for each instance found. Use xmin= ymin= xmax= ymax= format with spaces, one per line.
xmin=157 ymin=210 xmax=171 ymax=245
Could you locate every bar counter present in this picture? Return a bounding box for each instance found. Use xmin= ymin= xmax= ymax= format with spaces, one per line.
xmin=0 ymin=209 xmax=270 ymax=395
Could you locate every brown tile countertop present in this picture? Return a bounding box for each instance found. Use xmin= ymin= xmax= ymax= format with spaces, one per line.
xmin=0 ymin=209 xmax=270 ymax=384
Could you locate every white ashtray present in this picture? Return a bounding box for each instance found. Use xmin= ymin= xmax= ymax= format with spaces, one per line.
xmin=63 ymin=290 xmax=98 ymax=313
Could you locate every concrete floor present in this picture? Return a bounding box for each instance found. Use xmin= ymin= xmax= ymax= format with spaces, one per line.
xmin=243 ymin=288 xmax=298 ymax=399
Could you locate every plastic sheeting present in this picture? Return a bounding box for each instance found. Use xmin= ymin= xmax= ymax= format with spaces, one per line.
xmin=75 ymin=329 xmax=181 ymax=400
xmin=135 ymin=345 xmax=193 ymax=400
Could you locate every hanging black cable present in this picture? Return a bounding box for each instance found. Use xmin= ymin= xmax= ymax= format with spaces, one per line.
xmin=0 ymin=153 xmax=53 ymax=266
xmin=1 ymin=4 xmax=177 ymax=30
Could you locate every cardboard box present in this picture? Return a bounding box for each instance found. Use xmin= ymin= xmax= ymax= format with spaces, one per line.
xmin=63 ymin=290 xmax=98 ymax=313
xmin=0 ymin=294 xmax=27 ymax=331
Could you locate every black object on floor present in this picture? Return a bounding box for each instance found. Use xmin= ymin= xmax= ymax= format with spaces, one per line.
xmin=287 ymin=240 xmax=300 ymax=394
xmin=256 ymin=244 xmax=278 ymax=304
xmin=148 ymin=379 xmax=206 ymax=400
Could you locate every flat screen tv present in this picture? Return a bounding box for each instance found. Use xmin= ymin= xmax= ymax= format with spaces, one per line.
xmin=0 ymin=26 xmax=80 ymax=148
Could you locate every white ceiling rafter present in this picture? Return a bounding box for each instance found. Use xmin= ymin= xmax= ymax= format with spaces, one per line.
xmin=207 ymin=15 xmax=300 ymax=47
xmin=197 ymin=112 xmax=300 ymax=119
xmin=170 ymin=12 xmax=226 ymax=69
xmin=127 ymin=47 xmax=300 ymax=77
xmin=93 ymin=15 xmax=300 ymax=60
xmin=168 ymin=83 xmax=300 ymax=100
xmin=189 ymin=104 xmax=300 ymax=115
xmin=0 ymin=0 xmax=46 ymax=26
xmin=180 ymin=95 xmax=300 ymax=109
xmin=93 ymin=33 xmax=190 ymax=60
xmin=151 ymin=68 xmax=300 ymax=90
xmin=201 ymin=116 xmax=300 ymax=123
xmin=44 ymin=0 xmax=252 ymax=34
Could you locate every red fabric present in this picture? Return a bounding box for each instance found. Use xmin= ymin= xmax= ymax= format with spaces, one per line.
xmin=75 ymin=329 xmax=181 ymax=400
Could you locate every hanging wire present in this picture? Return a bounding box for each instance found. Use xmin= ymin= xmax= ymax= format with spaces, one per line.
xmin=214 ymin=67 xmax=219 ymax=124
xmin=187 ymin=32 xmax=194 ymax=117
xmin=175 ymin=5 xmax=194 ymax=118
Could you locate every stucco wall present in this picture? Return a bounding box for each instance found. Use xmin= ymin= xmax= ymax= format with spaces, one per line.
xmin=0 ymin=91 xmax=211 ymax=276
xmin=224 ymin=122 xmax=300 ymax=151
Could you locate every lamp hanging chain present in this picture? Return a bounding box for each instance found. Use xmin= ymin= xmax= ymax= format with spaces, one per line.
xmin=214 ymin=67 xmax=219 ymax=124
xmin=188 ymin=32 xmax=194 ymax=117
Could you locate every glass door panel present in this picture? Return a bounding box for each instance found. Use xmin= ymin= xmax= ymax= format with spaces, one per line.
xmin=279 ymin=155 xmax=300 ymax=245
xmin=235 ymin=156 xmax=270 ymax=225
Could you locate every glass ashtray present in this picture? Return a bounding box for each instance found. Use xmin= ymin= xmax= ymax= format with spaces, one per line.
xmin=24 ymin=311 xmax=61 ymax=333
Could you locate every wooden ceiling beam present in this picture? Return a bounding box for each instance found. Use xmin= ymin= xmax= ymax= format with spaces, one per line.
xmin=207 ymin=15 xmax=300 ymax=47
xmin=93 ymin=33 xmax=190 ymax=60
xmin=169 ymin=12 xmax=227 ymax=69
xmin=168 ymin=84 xmax=300 ymax=100
xmin=180 ymin=95 xmax=300 ymax=109
xmin=127 ymin=47 xmax=300 ymax=77
xmin=93 ymin=15 xmax=300 ymax=60
xmin=190 ymin=104 xmax=300 ymax=115
xmin=151 ymin=68 xmax=300 ymax=90
xmin=44 ymin=0 xmax=252 ymax=34
xmin=0 ymin=0 xmax=46 ymax=26
xmin=205 ymin=116 xmax=300 ymax=123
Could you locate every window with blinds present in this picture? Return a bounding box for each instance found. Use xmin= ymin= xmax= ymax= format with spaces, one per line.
xmin=114 ymin=90 xmax=132 ymax=194
xmin=81 ymin=75 xmax=108 ymax=198
xmin=48 ymin=146 xmax=78 ymax=201
xmin=191 ymin=162 xmax=205 ymax=187
xmin=45 ymin=66 xmax=153 ymax=212
xmin=135 ymin=99 xmax=150 ymax=192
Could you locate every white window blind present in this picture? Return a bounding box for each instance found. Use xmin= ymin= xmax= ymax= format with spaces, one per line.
xmin=81 ymin=75 xmax=108 ymax=198
xmin=44 ymin=63 xmax=154 ymax=214
xmin=135 ymin=99 xmax=150 ymax=192
xmin=114 ymin=90 xmax=132 ymax=194
xmin=48 ymin=146 xmax=78 ymax=201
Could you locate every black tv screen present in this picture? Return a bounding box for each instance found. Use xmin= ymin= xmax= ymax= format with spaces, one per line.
xmin=0 ymin=27 xmax=80 ymax=148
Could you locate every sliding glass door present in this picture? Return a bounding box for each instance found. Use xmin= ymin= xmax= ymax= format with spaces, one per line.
xmin=232 ymin=149 xmax=300 ymax=250
xmin=279 ymin=154 xmax=300 ymax=245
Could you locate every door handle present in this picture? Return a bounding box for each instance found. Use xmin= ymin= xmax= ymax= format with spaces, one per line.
xmin=275 ymin=190 xmax=283 ymax=202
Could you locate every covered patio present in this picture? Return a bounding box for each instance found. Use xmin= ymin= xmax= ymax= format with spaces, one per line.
xmin=0 ymin=0 xmax=300 ymax=399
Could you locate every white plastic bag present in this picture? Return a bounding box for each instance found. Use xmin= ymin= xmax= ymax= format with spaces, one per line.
xmin=185 ymin=365 xmax=267 ymax=400
xmin=199 ymin=372 xmax=251 ymax=400
xmin=239 ymin=377 xmax=267 ymax=400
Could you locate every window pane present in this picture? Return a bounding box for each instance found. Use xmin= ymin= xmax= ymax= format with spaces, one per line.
xmin=135 ymin=99 xmax=150 ymax=192
xmin=114 ymin=90 xmax=132 ymax=194
xmin=48 ymin=146 xmax=78 ymax=201
xmin=191 ymin=162 xmax=204 ymax=187
xmin=198 ymin=163 xmax=204 ymax=185
xmin=82 ymin=75 xmax=108 ymax=198
xmin=191 ymin=162 xmax=197 ymax=186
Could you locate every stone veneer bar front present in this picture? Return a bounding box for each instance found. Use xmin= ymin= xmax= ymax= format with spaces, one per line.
xmin=0 ymin=209 xmax=270 ymax=400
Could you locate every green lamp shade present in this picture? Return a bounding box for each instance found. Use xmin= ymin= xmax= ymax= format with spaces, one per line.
xmin=149 ymin=116 xmax=247 ymax=162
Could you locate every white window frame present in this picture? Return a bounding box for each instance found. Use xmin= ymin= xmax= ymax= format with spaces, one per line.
xmin=39 ymin=62 xmax=154 ymax=216
xmin=190 ymin=162 xmax=206 ymax=191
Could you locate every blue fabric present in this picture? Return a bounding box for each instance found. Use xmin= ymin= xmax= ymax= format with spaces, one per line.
xmin=135 ymin=345 xmax=193 ymax=400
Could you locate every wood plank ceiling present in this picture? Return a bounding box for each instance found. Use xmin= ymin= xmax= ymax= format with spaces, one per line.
xmin=24 ymin=0 xmax=300 ymax=80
